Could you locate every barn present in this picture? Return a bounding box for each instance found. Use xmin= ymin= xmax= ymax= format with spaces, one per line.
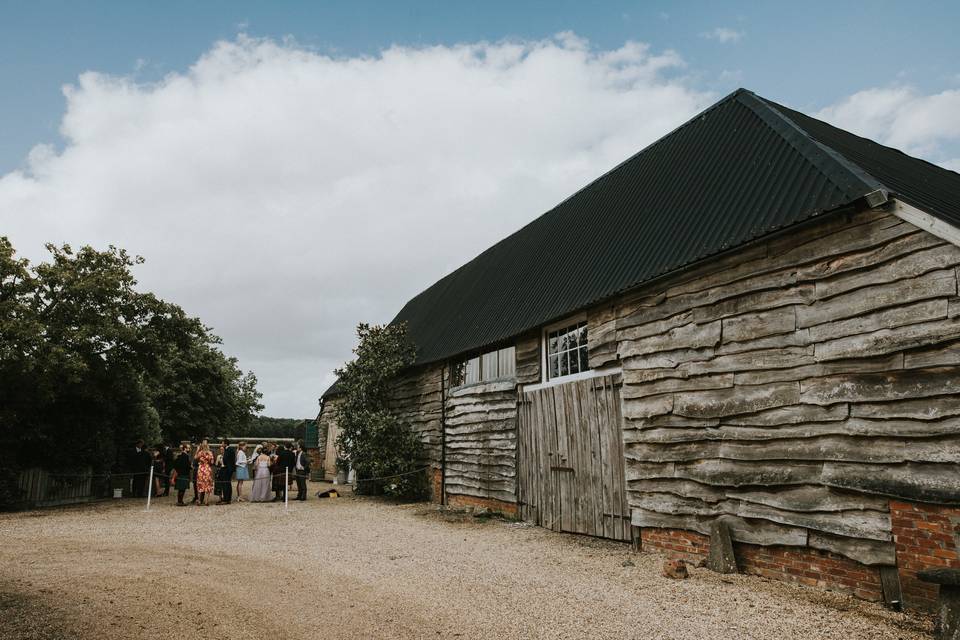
xmin=318 ymin=88 xmax=960 ymax=610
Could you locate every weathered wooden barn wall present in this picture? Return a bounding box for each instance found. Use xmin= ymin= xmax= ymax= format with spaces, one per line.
xmin=389 ymin=364 xmax=445 ymax=472
xmin=515 ymin=331 xmax=541 ymax=384
xmin=426 ymin=332 xmax=539 ymax=508
xmin=443 ymin=379 xmax=518 ymax=505
xmin=584 ymin=206 xmax=960 ymax=569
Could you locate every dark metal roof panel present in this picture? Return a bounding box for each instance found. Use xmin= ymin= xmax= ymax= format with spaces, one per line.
xmin=761 ymin=97 xmax=960 ymax=228
xmin=391 ymin=89 xmax=899 ymax=366
xmin=386 ymin=89 xmax=960 ymax=368
xmin=321 ymin=380 xmax=341 ymax=399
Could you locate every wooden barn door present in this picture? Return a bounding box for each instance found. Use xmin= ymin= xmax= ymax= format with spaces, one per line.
xmin=517 ymin=374 xmax=630 ymax=541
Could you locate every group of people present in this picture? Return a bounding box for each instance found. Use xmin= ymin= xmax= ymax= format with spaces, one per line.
xmin=128 ymin=439 xmax=312 ymax=506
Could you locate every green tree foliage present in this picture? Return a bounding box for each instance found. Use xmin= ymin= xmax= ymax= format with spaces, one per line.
xmin=230 ymin=416 xmax=309 ymax=440
xmin=0 ymin=237 xmax=263 ymax=484
xmin=334 ymin=322 xmax=428 ymax=500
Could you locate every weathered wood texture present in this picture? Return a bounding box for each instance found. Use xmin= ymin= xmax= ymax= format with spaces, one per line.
xmin=389 ymin=364 xmax=445 ymax=470
xmin=444 ymin=379 xmax=518 ymax=503
xmin=518 ymin=375 xmax=631 ymax=540
xmin=515 ymin=331 xmax=541 ymax=384
xmin=319 ymin=397 xmax=342 ymax=481
xmin=601 ymin=208 xmax=960 ymax=565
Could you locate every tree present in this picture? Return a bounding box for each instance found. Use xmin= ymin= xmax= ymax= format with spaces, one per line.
xmin=137 ymin=301 xmax=263 ymax=442
xmin=0 ymin=237 xmax=263 ymax=497
xmin=334 ymin=322 xmax=428 ymax=500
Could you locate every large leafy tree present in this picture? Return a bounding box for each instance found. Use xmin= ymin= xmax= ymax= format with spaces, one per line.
xmin=0 ymin=237 xmax=263 ymax=483
xmin=334 ymin=322 xmax=428 ymax=500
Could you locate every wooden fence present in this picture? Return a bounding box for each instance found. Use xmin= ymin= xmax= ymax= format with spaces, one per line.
xmin=16 ymin=467 xmax=105 ymax=508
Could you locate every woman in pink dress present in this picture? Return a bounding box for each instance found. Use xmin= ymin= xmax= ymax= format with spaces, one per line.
xmin=194 ymin=441 xmax=214 ymax=506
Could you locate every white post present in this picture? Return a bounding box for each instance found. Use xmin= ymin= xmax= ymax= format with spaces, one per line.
xmin=284 ymin=467 xmax=289 ymax=510
xmin=145 ymin=467 xmax=154 ymax=512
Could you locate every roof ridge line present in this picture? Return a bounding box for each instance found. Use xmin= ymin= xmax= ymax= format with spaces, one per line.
xmin=390 ymin=89 xmax=755 ymax=317
xmin=735 ymin=91 xmax=888 ymax=202
xmin=509 ymin=88 xmax=751 ymax=219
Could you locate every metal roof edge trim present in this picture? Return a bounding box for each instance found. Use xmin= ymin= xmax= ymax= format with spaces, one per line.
xmin=736 ymin=91 xmax=887 ymax=199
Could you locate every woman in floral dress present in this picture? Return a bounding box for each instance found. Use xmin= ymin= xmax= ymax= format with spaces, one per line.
xmin=194 ymin=441 xmax=215 ymax=506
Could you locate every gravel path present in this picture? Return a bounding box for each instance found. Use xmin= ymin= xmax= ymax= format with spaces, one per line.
xmin=0 ymin=486 xmax=932 ymax=639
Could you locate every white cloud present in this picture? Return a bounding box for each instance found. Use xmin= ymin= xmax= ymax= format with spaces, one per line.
xmin=816 ymin=86 xmax=960 ymax=167
xmin=701 ymin=27 xmax=743 ymax=44
xmin=0 ymin=34 xmax=711 ymax=417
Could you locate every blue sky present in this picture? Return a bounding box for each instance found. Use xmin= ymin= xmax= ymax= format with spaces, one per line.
xmin=2 ymin=1 xmax=959 ymax=416
xmin=4 ymin=1 xmax=960 ymax=173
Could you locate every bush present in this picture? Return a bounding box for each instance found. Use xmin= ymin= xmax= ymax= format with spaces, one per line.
xmin=334 ymin=323 xmax=428 ymax=501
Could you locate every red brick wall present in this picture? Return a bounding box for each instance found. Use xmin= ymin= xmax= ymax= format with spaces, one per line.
xmin=736 ymin=545 xmax=882 ymax=602
xmin=641 ymin=528 xmax=709 ymax=562
xmin=890 ymin=501 xmax=960 ymax=610
xmin=431 ymin=468 xmax=442 ymax=503
xmin=640 ymin=528 xmax=883 ymax=602
xmin=446 ymin=492 xmax=518 ymax=516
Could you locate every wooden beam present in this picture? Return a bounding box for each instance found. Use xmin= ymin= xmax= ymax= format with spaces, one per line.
xmin=890 ymin=198 xmax=960 ymax=249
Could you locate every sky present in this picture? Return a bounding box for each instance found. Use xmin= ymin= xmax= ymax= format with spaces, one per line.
xmin=2 ymin=1 xmax=960 ymax=417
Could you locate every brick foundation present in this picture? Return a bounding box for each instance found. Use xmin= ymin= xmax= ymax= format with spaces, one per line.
xmin=737 ymin=544 xmax=883 ymax=602
xmin=640 ymin=527 xmax=883 ymax=602
xmin=890 ymin=501 xmax=960 ymax=610
xmin=431 ymin=468 xmax=443 ymax=502
xmin=446 ymin=492 xmax=518 ymax=516
xmin=641 ymin=527 xmax=709 ymax=563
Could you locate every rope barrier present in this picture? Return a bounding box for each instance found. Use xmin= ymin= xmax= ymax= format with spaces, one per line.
xmin=45 ymin=466 xmax=430 ymax=484
xmin=34 ymin=464 xmax=430 ymax=510
xmin=43 ymin=469 xmax=307 ymax=481
xmin=352 ymin=465 xmax=430 ymax=483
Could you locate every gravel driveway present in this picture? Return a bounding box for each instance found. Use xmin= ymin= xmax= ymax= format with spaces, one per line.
xmin=0 ymin=485 xmax=931 ymax=639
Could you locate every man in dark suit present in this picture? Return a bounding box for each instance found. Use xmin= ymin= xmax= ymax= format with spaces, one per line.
xmin=274 ymin=443 xmax=296 ymax=501
xmin=130 ymin=440 xmax=152 ymax=498
xmin=216 ymin=439 xmax=237 ymax=504
xmin=161 ymin=444 xmax=175 ymax=496
xmin=294 ymin=441 xmax=311 ymax=501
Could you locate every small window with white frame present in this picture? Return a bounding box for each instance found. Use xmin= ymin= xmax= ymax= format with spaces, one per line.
xmin=543 ymin=318 xmax=589 ymax=382
xmin=451 ymin=345 xmax=516 ymax=387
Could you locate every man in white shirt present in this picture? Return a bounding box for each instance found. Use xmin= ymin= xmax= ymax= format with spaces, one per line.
xmin=294 ymin=441 xmax=311 ymax=501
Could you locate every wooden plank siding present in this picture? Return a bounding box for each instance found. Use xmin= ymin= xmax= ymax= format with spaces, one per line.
xmin=374 ymin=205 xmax=960 ymax=561
xmin=444 ymin=380 xmax=518 ymax=503
xmin=389 ymin=365 xmax=445 ymax=473
xmin=593 ymin=207 xmax=960 ymax=566
xmin=517 ymin=375 xmax=631 ymax=540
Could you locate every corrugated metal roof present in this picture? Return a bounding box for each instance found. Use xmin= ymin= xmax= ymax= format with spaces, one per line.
xmin=762 ymin=97 xmax=960 ymax=227
xmin=321 ymin=380 xmax=341 ymax=399
xmin=388 ymin=88 xmax=960 ymax=366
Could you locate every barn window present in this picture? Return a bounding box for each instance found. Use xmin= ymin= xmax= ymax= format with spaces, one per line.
xmin=544 ymin=319 xmax=588 ymax=381
xmin=451 ymin=346 xmax=516 ymax=387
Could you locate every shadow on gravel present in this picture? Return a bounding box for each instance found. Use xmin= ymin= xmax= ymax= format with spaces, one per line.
xmin=0 ymin=583 xmax=78 ymax=640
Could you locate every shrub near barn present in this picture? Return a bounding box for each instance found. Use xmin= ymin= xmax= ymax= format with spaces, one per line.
xmin=334 ymin=322 xmax=429 ymax=500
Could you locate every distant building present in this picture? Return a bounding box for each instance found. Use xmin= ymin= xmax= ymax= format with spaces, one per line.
xmin=317 ymin=381 xmax=342 ymax=482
